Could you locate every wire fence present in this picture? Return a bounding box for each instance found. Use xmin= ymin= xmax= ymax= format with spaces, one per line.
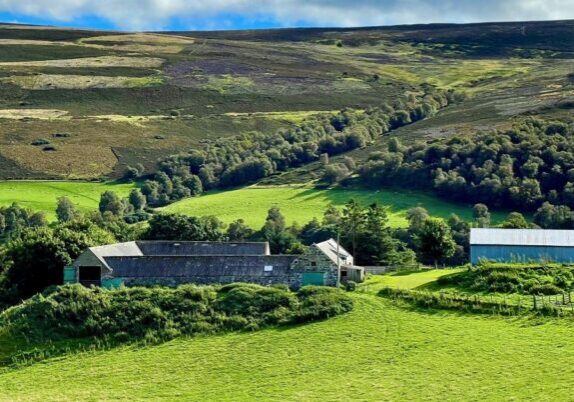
xmin=376 ymin=287 xmax=574 ymax=316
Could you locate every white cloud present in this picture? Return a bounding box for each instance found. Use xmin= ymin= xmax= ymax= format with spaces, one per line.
xmin=0 ymin=0 xmax=572 ymax=30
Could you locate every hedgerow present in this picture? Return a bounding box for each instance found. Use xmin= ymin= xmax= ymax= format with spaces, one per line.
xmin=0 ymin=283 xmax=353 ymax=343
xmin=437 ymin=263 xmax=574 ymax=295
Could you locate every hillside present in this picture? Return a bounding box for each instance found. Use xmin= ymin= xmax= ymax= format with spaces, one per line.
xmin=162 ymin=185 xmax=509 ymax=228
xmin=0 ymin=21 xmax=572 ymax=181
xmin=2 ymin=270 xmax=574 ymax=401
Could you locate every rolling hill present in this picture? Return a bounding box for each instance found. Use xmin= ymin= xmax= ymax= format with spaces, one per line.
xmin=0 ymin=21 xmax=571 ymax=182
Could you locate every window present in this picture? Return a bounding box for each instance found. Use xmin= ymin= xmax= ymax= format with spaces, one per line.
xmin=311 ymin=261 xmax=317 ymax=267
xmin=79 ymin=266 xmax=102 ymax=287
xmin=341 ymin=270 xmax=348 ymax=277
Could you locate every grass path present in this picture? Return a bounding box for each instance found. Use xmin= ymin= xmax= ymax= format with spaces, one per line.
xmin=163 ymin=185 xmax=508 ymax=228
xmin=1 ymin=279 xmax=574 ymax=400
xmin=0 ymin=181 xmax=136 ymax=220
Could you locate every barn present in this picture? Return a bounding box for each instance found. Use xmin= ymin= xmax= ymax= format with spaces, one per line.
xmin=65 ymin=239 xmax=364 ymax=289
xmin=470 ymin=228 xmax=574 ymax=264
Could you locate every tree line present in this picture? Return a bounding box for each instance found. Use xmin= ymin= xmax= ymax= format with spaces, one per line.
xmin=0 ymin=190 xmax=530 ymax=310
xmin=125 ymin=87 xmax=458 ymax=208
xmin=358 ymin=118 xmax=574 ymax=212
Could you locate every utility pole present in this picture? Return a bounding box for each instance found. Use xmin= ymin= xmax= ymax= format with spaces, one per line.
xmin=336 ymin=230 xmax=341 ymax=288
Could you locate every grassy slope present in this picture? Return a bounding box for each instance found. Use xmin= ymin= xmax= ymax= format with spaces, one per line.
xmin=1 ymin=272 xmax=573 ymax=400
xmin=162 ymin=185 xmax=508 ymax=228
xmin=0 ymin=22 xmax=572 ymax=180
xmin=0 ymin=181 xmax=136 ymax=220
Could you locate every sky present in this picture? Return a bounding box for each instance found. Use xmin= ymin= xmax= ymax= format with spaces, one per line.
xmin=0 ymin=0 xmax=572 ymax=31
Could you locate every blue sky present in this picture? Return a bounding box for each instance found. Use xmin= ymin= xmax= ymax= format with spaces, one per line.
xmin=0 ymin=1 xmax=572 ymax=31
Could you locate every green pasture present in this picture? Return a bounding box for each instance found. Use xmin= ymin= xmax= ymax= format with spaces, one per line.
xmin=1 ymin=285 xmax=574 ymax=400
xmin=0 ymin=181 xmax=136 ymax=220
xmin=162 ymin=185 xmax=508 ymax=228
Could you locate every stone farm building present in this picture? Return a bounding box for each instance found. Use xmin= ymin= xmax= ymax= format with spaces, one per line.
xmin=66 ymin=239 xmax=364 ymax=289
xmin=470 ymin=228 xmax=574 ymax=264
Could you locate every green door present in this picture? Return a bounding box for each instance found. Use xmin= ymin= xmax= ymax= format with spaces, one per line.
xmin=301 ymin=272 xmax=325 ymax=286
xmin=63 ymin=266 xmax=77 ymax=284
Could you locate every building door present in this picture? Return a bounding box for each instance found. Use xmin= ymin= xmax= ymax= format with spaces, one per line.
xmin=63 ymin=266 xmax=77 ymax=284
xmin=78 ymin=266 xmax=101 ymax=287
xmin=301 ymin=272 xmax=325 ymax=286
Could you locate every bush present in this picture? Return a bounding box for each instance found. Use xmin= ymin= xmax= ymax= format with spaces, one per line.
xmin=528 ymin=283 xmax=563 ymax=295
xmin=30 ymin=138 xmax=50 ymax=146
xmin=42 ymin=144 xmax=57 ymax=152
xmin=443 ymin=263 xmax=574 ymax=295
xmin=0 ymin=283 xmax=353 ymax=343
xmin=294 ymin=286 xmax=354 ymax=322
xmin=344 ymin=281 xmax=357 ymax=291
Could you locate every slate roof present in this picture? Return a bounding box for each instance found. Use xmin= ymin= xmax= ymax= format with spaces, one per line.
xmin=135 ymin=241 xmax=270 ymax=256
xmin=314 ymin=238 xmax=354 ymax=266
xmin=88 ymin=241 xmax=143 ymax=270
xmin=470 ymin=228 xmax=574 ymax=247
xmin=104 ymin=255 xmax=297 ymax=278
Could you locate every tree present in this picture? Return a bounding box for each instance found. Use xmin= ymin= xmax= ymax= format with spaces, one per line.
xmin=299 ymin=218 xmax=335 ymax=245
xmin=128 ymin=189 xmax=146 ymax=211
xmin=184 ymin=175 xmax=203 ymax=196
xmin=322 ymin=204 xmax=341 ymax=227
xmin=1 ymin=221 xmax=115 ymax=302
xmin=99 ymin=191 xmax=124 ymax=216
xmin=500 ymin=212 xmax=530 ymax=229
xmin=56 ymin=196 xmax=79 ymax=222
xmin=145 ymin=214 xmax=224 ymax=241
xmin=323 ymin=163 xmax=350 ymax=184
xmin=261 ymin=207 xmax=295 ymax=254
xmin=472 ymin=203 xmax=491 ymax=228
xmin=415 ymin=218 xmax=456 ymax=267
xmin=406 ymin=207 xmax=429 ymax=230
xmin=356 ymin=203 xmax=393 ymax=265
xmin=341 ymin=200 xmax=365 ymax=257
xmin=226 ymin=219 xmax=254 ymax=241
xmin=29 ymin=212 xmax=47 ymax=228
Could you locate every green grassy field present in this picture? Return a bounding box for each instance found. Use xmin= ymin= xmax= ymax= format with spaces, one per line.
xmin=1 ymin=271 xmax=574 ymax=401
xmin=0 ymin=181 xmax=136 ymax=220
xmin=162 ymin=185 xmax=508 ymax=228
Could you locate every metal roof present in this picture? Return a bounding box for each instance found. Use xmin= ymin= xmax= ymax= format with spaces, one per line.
xmin=470 ymin=228 xmax=574 ymax=247
xmin=314 ymin=238 xmax=354 ymax=265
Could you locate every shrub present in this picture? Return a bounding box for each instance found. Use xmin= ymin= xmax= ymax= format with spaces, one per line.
xmin=30 ymin=138 xmax=50 ymax=146
xmin=528 ymin=283 xmax=562 ymax=295
xmin=0 ymin=283 xmax=353 ymax=344
xmin=42 ymin=144 xmax=57 ymax=152
xmin=443 ymin=263 xmax=574 ymax=295
xmin=294 ymin=286 xmax=354 ymax=322
xmin=345 ymin=281 xmax=357 ymax=291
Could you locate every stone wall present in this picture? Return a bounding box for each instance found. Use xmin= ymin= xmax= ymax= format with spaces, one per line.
xmin=291 ymin=247 xmax=339 ymax=286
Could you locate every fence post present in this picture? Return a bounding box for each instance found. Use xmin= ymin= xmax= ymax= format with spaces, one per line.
xmin=533 ymin=294 xmax=537 ymax=310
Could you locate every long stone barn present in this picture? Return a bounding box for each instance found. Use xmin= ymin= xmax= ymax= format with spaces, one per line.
xmin=65 ymin=239 xmax=364 ymax=289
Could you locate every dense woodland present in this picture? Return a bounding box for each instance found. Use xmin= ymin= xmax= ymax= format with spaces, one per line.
xmin=128 ymin=88 xmax=458 ymax=207
xmin=359 ymin=118 xmax=574 ymax=211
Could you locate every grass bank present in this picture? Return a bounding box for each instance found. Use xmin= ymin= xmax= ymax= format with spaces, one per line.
xmin=1 ymin=290 xmax=573 ymax=400
xmin=162 ymin=185 xmax=508 ymax=228
xmin=0 ymin=181 xmax=136 ymax=220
